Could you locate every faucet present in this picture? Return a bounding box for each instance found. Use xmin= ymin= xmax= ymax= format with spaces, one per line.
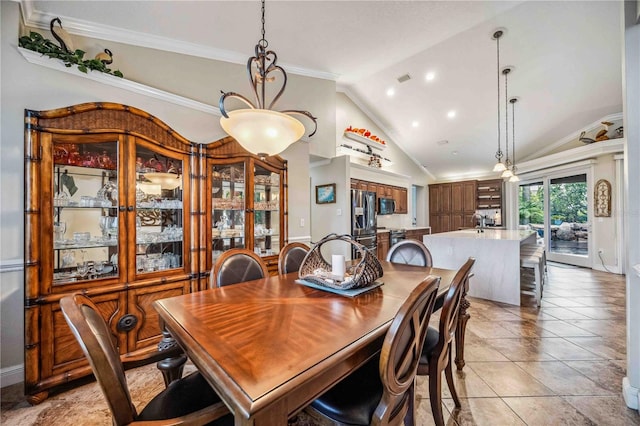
xmin=472 ymin=213 xmax=486 ymax=233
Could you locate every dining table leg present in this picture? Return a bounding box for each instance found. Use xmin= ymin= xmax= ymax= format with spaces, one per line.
xmin=454 ymin=278 xmax=471 ymax=371
xmin=156 ymin=327 xmax=187 ymax=387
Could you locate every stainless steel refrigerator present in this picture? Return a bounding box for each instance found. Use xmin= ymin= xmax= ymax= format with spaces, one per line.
xmin=351 ymin=189 xmax=377 ymax=259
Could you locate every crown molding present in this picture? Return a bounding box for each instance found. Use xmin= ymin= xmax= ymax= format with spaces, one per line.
xmin=520 ymin=112 xmax=624 ymax=161
xmin=516 ymin=137 xmax=624 ymax=175
xmin=18 ymin=0 xmax=339 ymax=82
xmin=337 ymin=87 xmax=436 ymax=181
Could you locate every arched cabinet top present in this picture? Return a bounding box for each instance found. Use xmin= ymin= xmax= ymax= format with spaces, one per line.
xmin=25 ymin=102 xmax=192 ymax=151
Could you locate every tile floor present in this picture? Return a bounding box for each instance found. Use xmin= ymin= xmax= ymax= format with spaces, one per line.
xmin=1 ymin=263 xmax=638 ymax=425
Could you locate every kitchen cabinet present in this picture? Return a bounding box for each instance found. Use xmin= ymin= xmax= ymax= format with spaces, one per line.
xmin=405 ymin=228 xmax=431 ymax=243
xmin=451 ymin=180 xmax=477 ymax=229
xmin=476 ymin=179 xmax=503 ymax=210
xmin=430 ymin=181 xmax=476 ymax=232
xmin=429 ymin=184 xmax=452 ymax=233
xmin=393 ymin=187 xmax=408 ymax=214
xmin=24 ymin=104 xmax=289 ymax=403
xmin=349 ymin=179 xmax=408 ymax=214
xmin=204 ymin=137 xmax=287 ymax=279
xmin=377 ymin=231 xmax=390 ymax=261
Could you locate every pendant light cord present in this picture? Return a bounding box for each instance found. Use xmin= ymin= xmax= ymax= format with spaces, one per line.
xmin=504 ymin=68 xmax=510 ymax=167
xmin=259 ymin=0 xmax=268 ymax=48
xmin=495 ymin=33 xmax=503 ymax=161
xmin=512 ymin=98 xmax=516 ymax=168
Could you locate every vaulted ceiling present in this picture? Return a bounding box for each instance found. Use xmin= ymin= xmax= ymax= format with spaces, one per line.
xmin=26 ymin=1 xmax=623 ymax=180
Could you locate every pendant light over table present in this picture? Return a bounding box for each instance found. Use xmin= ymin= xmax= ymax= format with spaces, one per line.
xmin=219 ymin=0 xmax=317 ymax=158
xmin=501 ymin=66 xmax=514 ymax=179
xmin=509 ymin=97 xmax=520 ymax=182
xmin=492 ymin=29 xmax=506 ymax=172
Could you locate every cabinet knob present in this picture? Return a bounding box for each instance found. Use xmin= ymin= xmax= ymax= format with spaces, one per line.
xmin=119 ymin=205 xmax=126 ymax=212
xmin=127 ymin=206 xmax=134 ymax=212
xmin=117 ymin=314 xmax=138 ymax=332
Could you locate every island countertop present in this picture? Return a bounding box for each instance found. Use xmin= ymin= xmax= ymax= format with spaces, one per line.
xmin=423 ymin=229 xmax=537 ymax=305
xmin=428 ymin=229 xmax=535 ymax=242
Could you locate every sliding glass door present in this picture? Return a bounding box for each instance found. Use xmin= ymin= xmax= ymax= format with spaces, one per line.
xmin=518 ymin=171 xmax=591 ymax=267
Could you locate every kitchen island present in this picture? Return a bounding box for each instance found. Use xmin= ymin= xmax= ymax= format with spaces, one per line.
xmin=423 ymin=229 xmax=537 ymax=305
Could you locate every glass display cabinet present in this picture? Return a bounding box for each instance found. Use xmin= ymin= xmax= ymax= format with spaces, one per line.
xmin=205 ymin=137 xmax=287 ymax=280
xmin=24 ymin=103 xmax=195 ymax=404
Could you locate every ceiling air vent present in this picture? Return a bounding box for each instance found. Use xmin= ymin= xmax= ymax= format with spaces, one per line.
xmin=397 ymin=74 xmax=411 ymax=83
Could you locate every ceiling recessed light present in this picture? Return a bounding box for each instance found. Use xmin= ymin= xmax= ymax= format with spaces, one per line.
xmin=447 ymin=110 xmax=456 ymax=118
xmin=425 ymin=72 xmax=435 ymax=81
xmin=452 ymin=150 xmax=459 ymax=155
xmin=412 ymin=121 xmax=419 ymax=128
xmin=386 ymin=88 xmax=395 ymax=97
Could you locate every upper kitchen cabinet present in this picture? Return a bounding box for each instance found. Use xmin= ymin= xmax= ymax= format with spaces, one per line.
xmin=24 ymin=103 xmax=195 ymax=404
xmin=203 ymin=137 xmax=288 ymax=280
xmin=476 ymin=179 xmax=503 ymax=210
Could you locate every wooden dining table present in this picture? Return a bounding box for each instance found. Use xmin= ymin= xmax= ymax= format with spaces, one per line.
xmin=153 ymin=261 xmax=460 ymax=426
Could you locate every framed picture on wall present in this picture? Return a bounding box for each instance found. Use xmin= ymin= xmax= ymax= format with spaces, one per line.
xmin=316 ymin=183 xmax=336 ymax=204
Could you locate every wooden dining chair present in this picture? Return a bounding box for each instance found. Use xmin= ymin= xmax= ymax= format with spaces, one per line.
xmin=386 ymin=239 xmax=433 ymax=267
xmin=59 ymin=293 xmax=233 ymax=426
xmin=307 ymin=275 xmax=441 ymax=425
xmin=277 ymin=242 xmax=310 ymax=275
xmin=210 ymin=248 xmax=269 ymax=288
xmin=417 ymin=257 xmax=475 ymax=426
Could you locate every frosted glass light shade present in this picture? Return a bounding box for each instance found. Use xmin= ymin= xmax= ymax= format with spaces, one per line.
xmin=220 ymin=109 xmax=305 ymax=157
xmin=509 ymin=174 xmax=520 ymax=182
xmin=493 ymin=161 xmax=507 ymax=172
xmin=143 ymin=173 xmax=182 ymax=190
xmin=501 ymin=168 xmax=514 ymax=178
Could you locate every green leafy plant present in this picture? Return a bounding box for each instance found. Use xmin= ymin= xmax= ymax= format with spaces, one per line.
xmin=19 ymin=31 xmax=123 ymax=78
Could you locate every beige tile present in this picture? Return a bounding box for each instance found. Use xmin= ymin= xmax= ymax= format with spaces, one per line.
xmin=414 ymin=394 xmax=452 ymax=426
xmin=564 ymin=360 xmax=628 ymax=394
xmin=486 ymin=338 xmax=556 ymax=362
xmin=443 ymin=397 xmax=525 ymax=426
xmin=539 ymin=307 xmax=593 ymax=320
xmin=566 ymin=336 xmax=626 ymax=359
xmin=515 ymin=361 xmax=614 ymax=396
xmin=536 ymin=321 xmax=597 ymax=337
xmin=563 ymin=396 xmax=640 ymax=426
xmin=415 ymin=365 xmax=497 ymax=399
xmin=538 ymin=338 xmax=603 ymax=360
xmin=542 ymin=298 xmax=589 ymax=308
xmin=465 ymin=321 xmax=519 ymax=339
xmin=503 ymin=396 xmax=597 ymax=425
xmin=455 ymin=340 xmax=511 ymax=363
xmin=498 ymin=320 xmax=559 ymax=338
xmin=566 ymin=307 xmax=624 ymax=320
xmin=565 ymin=319 xmax=627 ymax=337
xmin=469 ymin=362 xmax=555 ymax=397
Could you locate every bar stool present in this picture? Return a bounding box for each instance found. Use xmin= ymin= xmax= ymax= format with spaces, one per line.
xmin=520 ymin=249 xmax=544 ymax=307
xmin=521 ymin=244 xmax=547 ymax=274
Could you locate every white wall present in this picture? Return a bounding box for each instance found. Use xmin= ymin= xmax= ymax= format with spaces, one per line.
xmin=622 ymin=0 xmax=640 ymax=411
xmin=335 ymin=93 xmax=433 ymax=229
xmin=0 ymin=1 xmax=324 ymax=385
xmin=309 ymin=156 xmax=350 ymax=246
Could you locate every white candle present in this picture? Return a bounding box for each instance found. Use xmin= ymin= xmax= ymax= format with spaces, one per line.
xmin=332 ymin=254 xmax=345 ymax=279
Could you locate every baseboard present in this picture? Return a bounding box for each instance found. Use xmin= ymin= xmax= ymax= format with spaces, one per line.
xmin=592 ymin=263 xmax=622 ymax=274
xmin=623 ymin=377 xmax=640 ymax=411
xmin=0 ymin=364 xmax=24 ymax=388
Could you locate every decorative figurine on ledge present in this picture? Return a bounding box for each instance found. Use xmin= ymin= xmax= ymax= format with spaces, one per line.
xmin=50 ymin=17 xmax=74 ymax=53
xmin=95 ymin=48 xmax=113 ymax=65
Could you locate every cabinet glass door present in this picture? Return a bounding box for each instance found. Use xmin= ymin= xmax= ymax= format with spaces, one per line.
xmin=135 ymin=144 xmax=184 ymax=274
xmin=52 ymin=140 xmax=119 ymax=285
xmin=211 ymin=162 xmax=246 ymax=262
xmin=253 ymin=165 xmax=280 ymax=257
